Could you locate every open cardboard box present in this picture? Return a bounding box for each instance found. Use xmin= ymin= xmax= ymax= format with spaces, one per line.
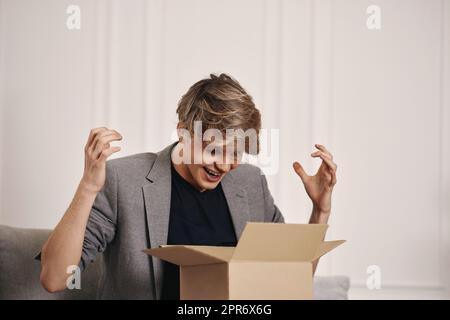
xmin=144 ymin=222 xmax=345 ymax=300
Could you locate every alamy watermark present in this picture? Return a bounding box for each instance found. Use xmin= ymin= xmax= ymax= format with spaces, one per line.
xmin=66 ymin=265 xmax=81 ymax=290
xmin=171 ymin=121 xmax=279 ymax=175
xmin=66 ymin=5 xmax=81 ymax=30
xmin=366 ymin=5 xmax=381 ymax=30
xmin=366 ymin=264 xmax=382 ymax=290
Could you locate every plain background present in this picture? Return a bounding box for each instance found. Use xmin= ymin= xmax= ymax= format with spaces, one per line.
xmin=0 ymin=0 xmax=449 ymax=299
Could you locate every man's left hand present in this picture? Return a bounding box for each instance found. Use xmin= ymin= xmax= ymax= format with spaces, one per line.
xmin=293 ymin=144 xmax=337 ymax=214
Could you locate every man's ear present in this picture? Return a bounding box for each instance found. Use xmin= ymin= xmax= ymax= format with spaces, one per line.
xmin=176 ymin=122 xmax=186 ymax=142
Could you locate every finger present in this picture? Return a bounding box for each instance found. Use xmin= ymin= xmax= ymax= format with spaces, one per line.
xmin=87 ymin=128 xmax=115 ymax=153
xmin=330 ymin=168 xmax=337 ymax=186
xmin=92 ymin=136 xmax=121 ymax=159
xmin=92 ymin=134 xmax=123 ymax=159
xmin=311 ymin=151 xmax=337 ymax=172
xmin=313 ymin=152 xmax=338 ymax=187
xmin=311 ymin=150 xmax=332 ymax=161
xmin=314 ymin=144 xmax=333 ymax=160
xmin=98 ymin=146 xmax=121 ymax=161
xmin=323 ymin=170 xmax=332 ymax=183
xmin=85 ymin=127 xmax=108 ymax=150
xmin=90 ymin=130 xmax=122 ymax=155
xmin=293 ymin=161 xmax=308 ymax=182
xmin=325 ymin=165 xmax=337 ymax=187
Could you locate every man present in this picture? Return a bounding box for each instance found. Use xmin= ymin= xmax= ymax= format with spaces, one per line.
xmin=38 ymin=73 xmax=337 ymax=299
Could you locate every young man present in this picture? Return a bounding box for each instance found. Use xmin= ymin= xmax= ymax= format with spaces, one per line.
xmin=38 ymin=73 xmax=337 ymax=299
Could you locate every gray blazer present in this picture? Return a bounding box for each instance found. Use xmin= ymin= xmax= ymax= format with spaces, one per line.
xmin=81 ymin=142 xmax=284 ymax=299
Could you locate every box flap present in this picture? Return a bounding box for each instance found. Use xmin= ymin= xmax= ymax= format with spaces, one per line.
xmin=311 ymin=240 xmax=346 ymax=261
xmin=232 ymin=222 xmax=329 ymax=261
xmin=143 ymin=245 xmax=234 ymax=266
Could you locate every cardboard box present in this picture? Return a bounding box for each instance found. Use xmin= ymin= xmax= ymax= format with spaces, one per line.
xmin=144 ymin=222 xmax=345 ymax=300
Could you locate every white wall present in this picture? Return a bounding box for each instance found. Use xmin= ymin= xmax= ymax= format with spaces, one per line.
xmin=442 ymin=0 xmax=450 ymax=292
xmin=331 ymin=0 xmax=447 ymax=290
xmin=0 ymin=0 xmax=449 ymax=298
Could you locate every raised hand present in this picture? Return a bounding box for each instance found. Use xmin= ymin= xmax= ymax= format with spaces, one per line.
xmin=80 ymin=127 xmax=122 ymax=194
xmin=293 ymin=144 xmax=337 ymax=214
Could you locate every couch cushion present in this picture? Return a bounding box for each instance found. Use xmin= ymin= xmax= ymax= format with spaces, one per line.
xmin=0 ymin=225 xmax=102 ymax=299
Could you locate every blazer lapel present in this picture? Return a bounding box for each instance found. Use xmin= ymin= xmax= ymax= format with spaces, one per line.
xmin=221 ymin=172 xmax=250 ymax=240
xmin=142 ymin=143 xmax=174 ymax=299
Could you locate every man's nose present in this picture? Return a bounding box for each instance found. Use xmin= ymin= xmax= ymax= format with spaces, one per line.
xmin=215 ymin=162 xmax=231 ymax=173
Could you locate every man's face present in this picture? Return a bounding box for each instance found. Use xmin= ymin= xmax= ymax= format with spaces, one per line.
xmin=184 ymin=139 xmax=243 ymax=191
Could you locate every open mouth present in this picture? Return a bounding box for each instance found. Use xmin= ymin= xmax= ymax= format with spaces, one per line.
xmin=203 ymin=167 xmax=222 ymax=181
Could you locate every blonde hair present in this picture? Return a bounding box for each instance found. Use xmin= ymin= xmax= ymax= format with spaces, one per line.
xmin=176 ymin=73 xmax=261 ymax=154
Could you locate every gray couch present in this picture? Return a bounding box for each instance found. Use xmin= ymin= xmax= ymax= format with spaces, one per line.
xmin=0 ymin=225 xmax=350 ymax=300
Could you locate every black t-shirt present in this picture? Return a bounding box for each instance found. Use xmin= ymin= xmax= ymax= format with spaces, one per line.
xmin=160 ymin=163 xmax=237 ymax=300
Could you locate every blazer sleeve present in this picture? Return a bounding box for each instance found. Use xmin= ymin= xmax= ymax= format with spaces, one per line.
xmin=260 ymin=173 xmax=285 ymax=223
xmin=79 ymin=161 xmax=118 ymax=271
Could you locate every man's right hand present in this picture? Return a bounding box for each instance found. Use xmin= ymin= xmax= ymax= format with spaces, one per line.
xmin=80 ymin=127 xmax=122 ymax=194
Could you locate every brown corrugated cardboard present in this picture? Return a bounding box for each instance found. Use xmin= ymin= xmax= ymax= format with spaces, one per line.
xmin=143 ymin=222 xmax=345 ymax=300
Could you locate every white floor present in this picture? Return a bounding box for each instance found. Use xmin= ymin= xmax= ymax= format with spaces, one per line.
xmin=349 ymin=286 xmax=450 ymax=300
